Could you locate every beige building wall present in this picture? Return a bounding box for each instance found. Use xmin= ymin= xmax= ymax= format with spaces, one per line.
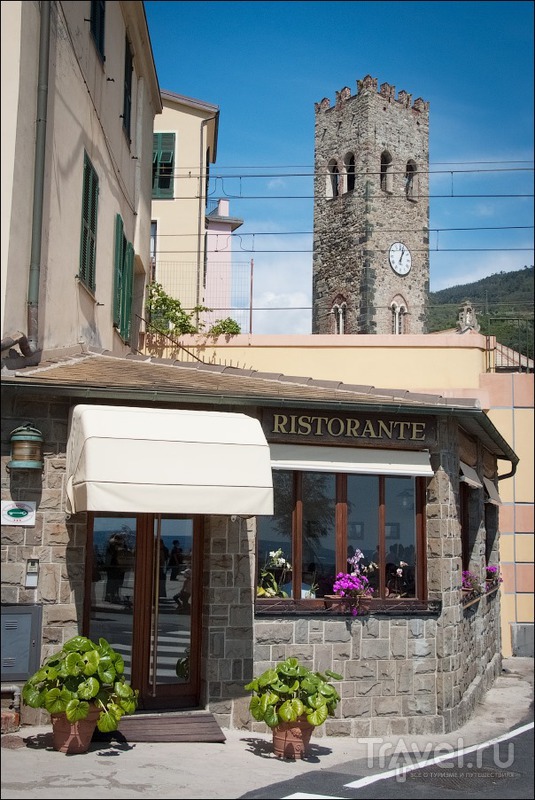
xmin=144 ymin=330 xmax=533 ymax=657
xmin=152 ymin=92 xmax=218 ymax=317
xmin=1 ymin=1 xmax=160 ymax=356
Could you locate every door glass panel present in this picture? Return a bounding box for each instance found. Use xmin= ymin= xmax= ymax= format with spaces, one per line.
xmin=90 ymin=517 xmax=137 ymax=682
xmin=302 ymin=472 xmax=335 ymax=598
xmin=152 ymin=517 xmax=193 ymax=687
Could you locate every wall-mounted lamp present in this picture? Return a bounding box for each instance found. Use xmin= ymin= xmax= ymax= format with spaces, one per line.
xmin=7 ymin=423 xmax=44 ymax=471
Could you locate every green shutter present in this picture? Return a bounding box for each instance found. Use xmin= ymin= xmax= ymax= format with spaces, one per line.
xmin=121 ymin=242 xmax=134 ymax=342
xmin=79 ymin=153 xmax=98 ymax=292
xmin=113 ymin=214 xmax=124 ymax=327
xmin=152 ymin=132 xmax=175 ymax=198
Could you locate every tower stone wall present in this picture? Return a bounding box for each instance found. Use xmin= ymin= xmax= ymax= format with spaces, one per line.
xmin=312 ymin=76 xmax=430 ymax=335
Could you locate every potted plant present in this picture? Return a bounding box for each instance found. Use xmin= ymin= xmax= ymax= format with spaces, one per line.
xmin=256 ymin=548 xmax=291 ymax=598
xmin=22 ymin=635 xmax=138 ymax=754
xmin=244 ymin=656 xmax=342 ymax=759
xmin=461 ymin=569 xmax=484 ymax=605
xmin=485 ymin=565 xmax=502 ymax=592
xmin=325 ymin=549 xmax=375 ymax=614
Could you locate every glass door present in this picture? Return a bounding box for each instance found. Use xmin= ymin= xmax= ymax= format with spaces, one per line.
xmin=86 ymin=513 xmax=202 ymax=710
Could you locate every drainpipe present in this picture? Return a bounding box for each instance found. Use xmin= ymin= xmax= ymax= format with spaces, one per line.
xmin=196 ymin=115 xmax=217 ymax=326
xmin=1 ymin=684 xmax=22 ymax=716
xmin=0 ymin=331 xmax=33 ymax=356
xmin=26 ymin=0 xmax=51 ymax=353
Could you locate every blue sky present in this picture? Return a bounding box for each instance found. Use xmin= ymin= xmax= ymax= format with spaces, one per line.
xmin=144 ymin=1 xmax=534 ymax=334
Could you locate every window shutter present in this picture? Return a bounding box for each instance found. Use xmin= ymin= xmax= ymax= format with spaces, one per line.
xmin=122 ymin=242 xmax=134 ymax=342
xmin=79 ymin=153 xmax=98 ymax=292
xmin=113 ymin=215 xmax=124 ymax=327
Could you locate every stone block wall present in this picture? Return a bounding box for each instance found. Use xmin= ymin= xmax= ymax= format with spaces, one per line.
xmin=1 ymin=393 xmax=79 ymax=725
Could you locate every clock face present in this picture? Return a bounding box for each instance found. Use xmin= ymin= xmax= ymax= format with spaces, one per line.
xmin=389 ymin=242 xmax=412 ymax=275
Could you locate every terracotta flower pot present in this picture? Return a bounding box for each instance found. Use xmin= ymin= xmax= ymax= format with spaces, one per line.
xmin=323 ymin=594 xmax=347 ymax=612
xmin=324 ymin=594 xmax=371 ymax=614
xmin=272 ymin=715 xmax=315 ymax=759
xmin=50 ymin=704 xmax=101 ymax=754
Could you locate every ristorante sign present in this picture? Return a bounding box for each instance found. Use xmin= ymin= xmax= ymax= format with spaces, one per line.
xmin=262 ymin=409 xmax=437 ymax=449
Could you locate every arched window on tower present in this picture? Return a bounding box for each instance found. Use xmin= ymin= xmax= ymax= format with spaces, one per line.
xmin=390 ymin=301 xmax=407 ymax=334
xmin=405 ymin=160 xmax=417 ymax=201
xmin=380 ymin=151 xmax=393 ymax=194
xmin=344 ymin=153 xmax=356 ymax=193
xmin=331 ymin=299 xmax=347 ymax=334
xmin=327 ymin=159 xmax=340 ymax=198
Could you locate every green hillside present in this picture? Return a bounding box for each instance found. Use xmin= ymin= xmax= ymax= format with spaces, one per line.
xmin=428 ymin=266 xmax=534 ymax=359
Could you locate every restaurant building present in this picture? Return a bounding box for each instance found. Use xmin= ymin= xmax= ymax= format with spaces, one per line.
xmin=1 ymin=347 xmax=518 ymax=737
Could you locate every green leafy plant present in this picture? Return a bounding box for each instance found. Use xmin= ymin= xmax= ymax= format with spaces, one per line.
xmin=145 ymin=282 xmax=241 ymax=337
xmin=146 ymin=281 xmax=208 ymax=335
xmin=22 ymin=635 xmax=138 ymax=733
xmin=244 ymin=656 xmax=342 ymax=728
xmin=207 ymin=317 xmax=241 ymax=336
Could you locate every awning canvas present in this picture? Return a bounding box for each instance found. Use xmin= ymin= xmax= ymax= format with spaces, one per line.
xmin=483 ymin=476 xmax=502 ymax=505
xmin=269 ymin=444 xmax=434 ymax=476
xmin=459 ymin=461 xmax=483 ymax=489
xmin=66 ymin=405 xmax=273 ymax=515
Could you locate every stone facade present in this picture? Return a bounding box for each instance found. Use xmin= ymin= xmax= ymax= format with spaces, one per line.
xmin=203 ymin=420 xmax=502 ymax=737
xmin=2 ymin=397 xmax=502 ymax=736
xmin=312 ymin=75 xmax=430 ymax=335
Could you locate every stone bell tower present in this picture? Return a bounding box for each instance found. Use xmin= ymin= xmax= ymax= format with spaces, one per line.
xmin=312 ymin=75 xmax=430 ymax=335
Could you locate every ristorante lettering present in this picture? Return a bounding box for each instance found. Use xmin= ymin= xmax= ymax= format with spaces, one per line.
xmin=271 ymin=414 xmax=426 ymax=441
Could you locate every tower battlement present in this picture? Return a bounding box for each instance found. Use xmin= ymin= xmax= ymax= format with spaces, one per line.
xmin=315 ymin=75 xmax=429 ymax=115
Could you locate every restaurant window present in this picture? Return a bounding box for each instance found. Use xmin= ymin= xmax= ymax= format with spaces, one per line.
xmin=256 ymin=471 xmax=424 ymax=606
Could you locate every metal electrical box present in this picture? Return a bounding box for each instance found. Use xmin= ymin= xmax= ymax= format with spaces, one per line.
xmin=1 ymin=605 xmax=42 ymax=681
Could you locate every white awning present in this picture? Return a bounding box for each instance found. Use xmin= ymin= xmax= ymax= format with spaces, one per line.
xmin=459 ymin=461 xmax=483 ymax=489
xmin=66 ymin=405 xmax=273 ymax=516
xmin=483 ymin=477 xmax=502 ymax=505
xmin=269 ymin=444 xmax=434 ymax=476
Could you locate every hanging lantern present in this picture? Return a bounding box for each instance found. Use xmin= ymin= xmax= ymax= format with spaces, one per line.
xmin=7 ymin=423 xmax=44 ymax=471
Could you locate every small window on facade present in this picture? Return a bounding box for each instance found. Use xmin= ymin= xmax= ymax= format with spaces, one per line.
xmin=113 ymin=214 xmax=134 ymax=342
xmin=405 ymin=160 xmax=417 ymax=201
xmin=153 ymin=132 xmax=175 ymax=199
xmin=256 ymin=472 xmax=424 ymax=606
xmin=344 ymin=153 xmax=356 ymax=192
xmin=122 ymin=37 xmax=133 ymax=141
xmin=391 ymin=302 xmax=407 ymax=334
xmin=90 ymin=0 xmax=105 ymax=61
xmin=380 ymin=151 xmax=393 ymax=193
xmin=327 ymin=159 xmax=340 ymax=198
xmin=332 ymin=302 xmax=347 ymax=334
xmin=79 ymin=152 xmax=99 ymax=293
